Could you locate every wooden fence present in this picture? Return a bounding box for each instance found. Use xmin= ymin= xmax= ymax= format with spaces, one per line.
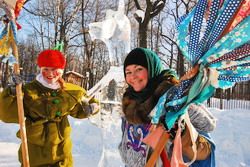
xmin=206 ymin=81 xmax=250 ymax=110
xmin=205 ymin=98 xmax=250 ymax=110
xmin=213 ymin=81 xmax=250 ymax=100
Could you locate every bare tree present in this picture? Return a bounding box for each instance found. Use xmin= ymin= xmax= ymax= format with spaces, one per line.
xmin=18 ymin=36 xmax=40 ymax=77
xmin=24 ymin=0 xmax=82 ymax=51
xmin=133 ymin=0 xmax=166 ymax=47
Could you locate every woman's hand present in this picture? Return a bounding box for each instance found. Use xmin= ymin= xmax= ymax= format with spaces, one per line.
xmin=180 ymin=64 xmax=199 ymax=81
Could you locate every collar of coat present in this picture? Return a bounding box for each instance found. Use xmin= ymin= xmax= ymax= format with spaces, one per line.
xmin=122 ymin=70 xmax=179 ymax=124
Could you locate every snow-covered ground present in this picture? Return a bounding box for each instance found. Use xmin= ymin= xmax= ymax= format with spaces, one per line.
xmin=211 ymin=108 xmax=250 ymax=167
xmin=0 ymin=106 xmax=249 ymax=167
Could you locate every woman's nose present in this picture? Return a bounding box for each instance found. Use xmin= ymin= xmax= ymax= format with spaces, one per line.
xmin=131 ymin=72 xmax=138 ymax=78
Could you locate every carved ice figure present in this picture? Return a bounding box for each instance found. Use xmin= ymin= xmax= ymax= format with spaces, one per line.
xmin=88 ymin=0 xmax=131 ymax=65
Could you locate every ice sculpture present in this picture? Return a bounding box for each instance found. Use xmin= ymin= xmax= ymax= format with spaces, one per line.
xmin=88 ymin=0 xmax=131 ymax=65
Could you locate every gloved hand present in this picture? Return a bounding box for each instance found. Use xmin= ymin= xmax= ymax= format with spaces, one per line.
xmin=81 ymin=96 xmax=90 ymax=105
xmin=10 ymin=74 xmax=23 ymax=85
xmin=160 ymin=116 xmax=186 ymax=140
xmin=81 ymin=102 xmax=99 ymax=115
xmin=81 ymin=96 xmax=99 ymax=115
xmin=169 ymin=119 xmax=186 ymax=140
xmin=90 ymin=103 xmax=99 ymax=115
xmin=8 ymin=74 xmax=23 ymax=95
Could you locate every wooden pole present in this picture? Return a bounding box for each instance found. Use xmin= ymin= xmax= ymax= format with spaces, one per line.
xmin=11 ymin=38 xmax=30 ymax=167
xmin=145 ymin=132 xmax=170 ymax=167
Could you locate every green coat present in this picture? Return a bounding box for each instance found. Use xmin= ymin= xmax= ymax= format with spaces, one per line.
xmin=0 ymin=80 xmax=98 ymax=167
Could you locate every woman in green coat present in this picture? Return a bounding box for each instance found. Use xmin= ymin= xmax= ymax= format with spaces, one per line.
xmin=0 ymin=50 xmax=99 ymax=167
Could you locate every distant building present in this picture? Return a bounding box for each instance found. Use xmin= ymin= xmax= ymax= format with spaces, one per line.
xmin=88 ymin=66 xmax=126 ymax=104
xmin=64 ymin=71 xmax=86 ymax=87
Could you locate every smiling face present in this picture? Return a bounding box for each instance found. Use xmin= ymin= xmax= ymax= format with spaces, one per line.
xmin=125 ymin=64 xmax=148 ymax=92
xmin=41 ymin=67 xmax=63 ymax=84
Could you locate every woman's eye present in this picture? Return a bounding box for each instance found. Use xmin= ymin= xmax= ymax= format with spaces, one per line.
xmin=125 ymin=71 xmax=132 ymax=75
xmin=136 ymin=67 xmax=143 ymax=72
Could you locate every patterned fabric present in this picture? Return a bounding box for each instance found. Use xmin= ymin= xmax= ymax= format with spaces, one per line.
xmin=0 ymin=21 xmax=17 ymax=55
xmin=227 ymin=0 xmax=250 ymax=32
xmin=15 ymin=0 xmax=26 ymax=18
xmin=0 ymin=0 xmax=25 ymax=55
xmin=152 ymin=0 xmax=250 ymax=129
xmin=118 ymin=118 xmax=151 ymax=167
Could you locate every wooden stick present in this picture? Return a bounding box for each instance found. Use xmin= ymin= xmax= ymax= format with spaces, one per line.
xmin=145 ymin=132 xmax=170 ymax=167
xmin=11 ymin=38 xmax=30 ymax=167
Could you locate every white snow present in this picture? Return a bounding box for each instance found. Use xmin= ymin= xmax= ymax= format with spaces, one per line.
xmin=134 ymin=10 xmax=145 ymax=23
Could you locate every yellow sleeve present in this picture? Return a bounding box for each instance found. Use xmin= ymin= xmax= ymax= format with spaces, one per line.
xmin=0 ymin=88 xmax=19 ymax=123
xmin=64 ymin=83 xmax=100 ymax=118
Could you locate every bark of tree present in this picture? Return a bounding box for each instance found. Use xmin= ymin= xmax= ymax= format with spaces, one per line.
xmin=134 ymin=0 xmax=166 ymax=47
